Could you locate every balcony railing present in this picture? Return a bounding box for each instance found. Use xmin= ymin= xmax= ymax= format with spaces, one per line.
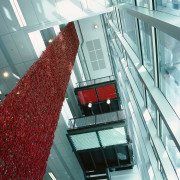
xmin=68 ymin=110 xmax=125 ymax=129
xmin=75 ymin=75 xmax=115 ymax=88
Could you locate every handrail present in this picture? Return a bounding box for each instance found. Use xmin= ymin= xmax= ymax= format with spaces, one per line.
xmin=68 ymin=110 xmax=125 ymax=129
xmin=75 ymin=75 xmax=115 ymax=88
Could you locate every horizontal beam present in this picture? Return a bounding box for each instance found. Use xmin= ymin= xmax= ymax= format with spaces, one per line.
xmin=116 ymin=4 xmax=180 ymax=41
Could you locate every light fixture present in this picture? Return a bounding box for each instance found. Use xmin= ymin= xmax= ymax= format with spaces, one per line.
xmin=48 ymin=172 xmax=56 ymax=180
xmin=94 ymin=24 xmax=98 ymax=29
xmin=88 ymin=103 xmax=92 ymax=108
xmin=107 ymin=99 xmax=111 ymax=104
xmin=0 ymin=90 xmax=2 ymax=94
xmin=48 ymin=39 xmax=53 ymax=43
xmin=3 ymin=72 xmax=9 ymax=78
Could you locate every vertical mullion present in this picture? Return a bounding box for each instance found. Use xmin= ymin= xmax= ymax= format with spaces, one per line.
xmin=135 ymin=18 xmax=146 ymax=104
xmin=151 ymin=27 xmax=159 ymax=88
xmin=156 ymin=111 xmax=160 ymax=137
xmin=149 ymin=0 xmax=154 ymax=10
xmin=135 ymin=18 xmax=143 ymax=65
xmin=116 ymin=9 xmax=123 ymax=34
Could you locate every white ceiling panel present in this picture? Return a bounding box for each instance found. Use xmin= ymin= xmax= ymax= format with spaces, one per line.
xmin=15 ymin=63 xmax=27 ymax=78
xmin=11 ymin=31 xmax=35 ymax=61
xmin=0 ymin=48 xmax=8 ymax=68
xmin=1 ymin=34 xmax=22 ymax=64
xmin=0 ymin=12 xmax=9 ymax=35
xmin=0 ymin=67 xmax=17 ymax=94
xmin=0 ymin=0 xmax=21 ymax=32
xmin=31 ymin=0 xmax=60 ymax=23
xmin=78 ymin=15 xmax=113 ymax=80
xmin=86 ymin=0 xmax=106 ymax=10
xmin=53 ymin=159 xmax=66 ymax=171
xmin=24 ymin=60 xmax=34 ymax=70
xmin=17 ymin=0 xmax=39 ymax=26
xmin=55 ymin=0 xmax=84 ymax=21
xmin=0 ymin=74 xmax=9 ymax=95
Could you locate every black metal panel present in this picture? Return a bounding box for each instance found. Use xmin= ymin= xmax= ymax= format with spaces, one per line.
xmin=104 ymin=148 xmax=119 ymax=167
xmin=100 ymin=102 xmax=110 ymax=113
xmin=92 ymin=104 xmax=101 ymax=114
xmin=82 ymin=106 xmax=92 ymax=116
xmin=91 ymin=150 xmax=107 ymax=169
xmin=78 ymin=151 xmax=95 ymax=170
xmin=116 ymin=145 xmax=131 ymax=165
xmin=110 ymin=99 xmax=119 ymax=111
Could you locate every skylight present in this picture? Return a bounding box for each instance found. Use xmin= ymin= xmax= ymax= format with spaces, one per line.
xmin=71 ymin=70 xmax=78 ymax=88
xmin=76 ymin=54 xmax=86 ymax=81
xmin=70 ymin=132 xmax=100 ymax=151
xmin=28 ymin=31 xmax=46 ymax=58
xmin=10 ymin=0 xmax=26 ymax=27
xmin=53 ymin=26 xmax=61 ymax=36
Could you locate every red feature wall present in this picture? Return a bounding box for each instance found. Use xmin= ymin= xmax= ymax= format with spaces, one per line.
xmin=78 ymin=89 xmax=98 ymax=104
xmin=96 ymin=84 xmax=117 ymax=101
xmin=0 ymin=22 xmax=79 ymax=179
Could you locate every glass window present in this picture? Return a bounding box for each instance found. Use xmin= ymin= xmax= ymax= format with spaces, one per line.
xmin=139 ymin=20 xmax=154 ymax=78
xmin=120 ymin=10 xmax=139 ymax=58
xmin=156 ymin=0 xmax=180 ymax=16
xmin=146 ymin=90 xmax=156 ymax=126
xmin=115 ymin=37 xmax=123 ymax=60
xmin=70 ymin=132 xmax=100 ymax=151
xmin=157 ymin=30 xmax=180 ymax=118
xmin=117 ymin=0 xmax=134 ymax=4
xmin=160 ymin=162 xmax=168 ymax=180
xmin=161 ymin=117 xmax=180 ymax=178
xmin=98 ymin=127 xmax=127 ymax=146
xmin=137 ymin=0 xmax=149 ymax=8
xmin=128 ymin=56 xmax=143 ymax=96
xmin=111 ymin=11 xmax=117 ymax=27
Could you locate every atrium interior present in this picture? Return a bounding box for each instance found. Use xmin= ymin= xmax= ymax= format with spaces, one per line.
xmin=0 ymin=0 xmax=180 ymax=180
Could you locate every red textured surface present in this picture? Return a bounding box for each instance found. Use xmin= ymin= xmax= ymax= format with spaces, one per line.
xmin=0 ymin=22 xmax=79 ymax=179
xmin=78 ymin=89 xmax=98 ymax=104
xmin=96 ymin=84 xmax=117 ymax=101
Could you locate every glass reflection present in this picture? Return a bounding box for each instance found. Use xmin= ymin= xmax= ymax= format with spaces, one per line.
xmin=146 ymin=90 xmax=156 ymax=126
xmin=137 ymin=0 xmax=149 ymax=8
xmin=120 ymin=10 xmax=139 ymax=58
xmin=158 ymin=30 xmax=180 ymax=118
xmin=128 ymin=56 xmax=143 ymax=96
xmin=139 ymin=20 xmax=154 ymax=78
xmin=156 ymin=0 xmax=180 ymax=16
xmin=161 ymin=118 xmax=180 ymax=178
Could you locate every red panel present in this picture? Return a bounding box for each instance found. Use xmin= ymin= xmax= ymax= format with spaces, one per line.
xmin=78 ymin=89 xmax=98 ymax=104
xmin=96 ymin=84 xmax=117 ymax=101
xmin=0 ymin=22 xmax=79 ymax=179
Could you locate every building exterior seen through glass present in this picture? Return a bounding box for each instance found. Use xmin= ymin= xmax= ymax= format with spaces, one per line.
xmin=158 ymin=30 xmax=180 ymax=119
xmin=120 ymin=10 xmax=139 ymax=58
xmin=139 ymin=20 xmax=154 ymax=78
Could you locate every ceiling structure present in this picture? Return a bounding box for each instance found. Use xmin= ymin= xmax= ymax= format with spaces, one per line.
xmin=0 ymin=0 xmax=113 ymax=101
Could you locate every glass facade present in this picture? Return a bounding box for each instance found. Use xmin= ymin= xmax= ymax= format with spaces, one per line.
xmin=103 ymin=2 xmax=180 ymax=179
xmin=146 ymin=90 xmax=156 ymax=126
xmin=157 ymin=30 xmax=180 ymax=118
xmin=128 ymin=56 xmax=143 ymax=96
xmin=139 ymin=20 xmax=154 ymax=78
xmin=161 ymin=117 xmax=180 ymax=178
xmin=120 ymin=10 xmax=139 ymax=57
xmin=137 ymin=0 xmax=149 ymax=8
xmin=156 ymin=0 xmax=180 ymax=16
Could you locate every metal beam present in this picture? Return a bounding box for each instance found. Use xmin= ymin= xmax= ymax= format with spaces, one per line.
xmin=116 ymin=4 xmax=180 ymax=41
